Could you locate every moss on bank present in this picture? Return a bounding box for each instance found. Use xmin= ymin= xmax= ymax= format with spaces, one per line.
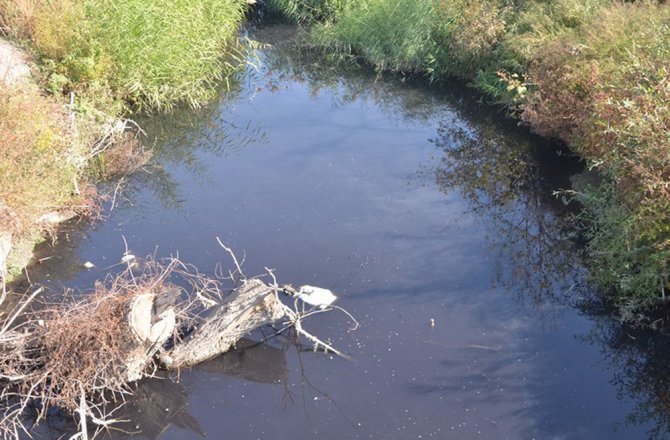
xmin=266 ymin=0 xmax=670 ymax=317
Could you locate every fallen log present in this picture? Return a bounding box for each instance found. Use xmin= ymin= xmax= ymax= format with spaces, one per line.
xmin=125 ymin=288 xmax=179 ymax=381
xmin=166 ymin=279 xmax=286 ymax=368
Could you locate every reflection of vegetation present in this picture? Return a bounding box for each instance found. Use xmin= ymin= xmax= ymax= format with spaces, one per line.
xmin=257 ymin=23 xmax=589 ymax=308
xmin=250 ymin=23 xmax=449 ymax=124
xmin=431 ymin=115 xmax=586 ymax=306
xmin=112 ymin=78 xmax=268 ymax=211
xmin=431 ymin=112 xmax=670 ymax=435
xmin=581 ymin=312 xmax=670 ymax=439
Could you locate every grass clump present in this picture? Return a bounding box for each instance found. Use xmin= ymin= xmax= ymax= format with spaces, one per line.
xmin=311 ymin=0 xmax=434 ymax=72
xmin=264 ymin=0 xmax=351 ymax=22
xmin=0 ymin=0 xmax=249 ymax=112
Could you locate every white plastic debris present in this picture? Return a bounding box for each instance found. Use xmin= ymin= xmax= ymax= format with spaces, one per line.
xmin=83 ymin=261 xmax=95 ymax=269
xmin=296 ymin=285 xmax=337 ymax=308
xmin=121 ymin=254 xmax=136 ymax=264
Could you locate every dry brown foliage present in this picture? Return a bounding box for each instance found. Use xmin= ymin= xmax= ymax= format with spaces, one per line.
xmin=0 ymin=258 xmax=199 ymax=437
xmin=99 ymin=131 xmax=152 ymax=180
xmin=521 ymin=41 xmax=600 ymax=143
xmin=0 ymin=84 xmax=71 ymax=235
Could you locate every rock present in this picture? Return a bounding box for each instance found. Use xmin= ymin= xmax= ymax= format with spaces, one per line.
xmin=0 ymin=231 xmax=11 ymax=278
xmin=36 ymin=210 xmax=76 ymax=226
xmin=0 ymin=38 xmax=31 ymax=86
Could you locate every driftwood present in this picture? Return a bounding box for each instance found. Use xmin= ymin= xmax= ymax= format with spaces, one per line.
xmin=125 ymin=289 xmax=178 ymax=381
xmin=165 ymin=279 xmax=286 ymax=368
xmin=0 ymin=250 xmax=354 ymax=439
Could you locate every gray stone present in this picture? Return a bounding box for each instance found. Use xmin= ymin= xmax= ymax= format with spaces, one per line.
xmin=0 ymin=38 xmax=31 ymax=86
xmin=0 ymin=231 xmax=11 ymax=279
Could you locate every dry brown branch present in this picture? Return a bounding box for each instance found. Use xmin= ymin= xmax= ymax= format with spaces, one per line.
xmin=0 ymin=244 xmax=357 ymax=438
xmin=265 ymin=268 xmax=356 ymax=362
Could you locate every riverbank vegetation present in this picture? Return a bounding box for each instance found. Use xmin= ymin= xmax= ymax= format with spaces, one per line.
xmin=267 ymin=0 xmax=670 ymax=321
xmin=0 ymin=0 xmax=248 ymax=112
xmin=0 ymin=0 xmax=249 ymax=277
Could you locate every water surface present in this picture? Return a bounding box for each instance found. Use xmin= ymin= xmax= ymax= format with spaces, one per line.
xmin=27 ymin=24 xmax=668 ymax=439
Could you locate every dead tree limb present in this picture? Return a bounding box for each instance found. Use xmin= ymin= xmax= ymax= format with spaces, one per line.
xmin=166 ymin=279 xmax=286 ymax=368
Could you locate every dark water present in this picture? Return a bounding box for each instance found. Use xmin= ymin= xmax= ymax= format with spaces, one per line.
xmin=25 ymin=25 xmax=670 ymax=439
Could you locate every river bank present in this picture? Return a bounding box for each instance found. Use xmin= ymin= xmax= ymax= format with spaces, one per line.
xmin=0 ymin=37 xmax=104 ymax=283
xmin=0 ymin=0 xmax=250 ymax=283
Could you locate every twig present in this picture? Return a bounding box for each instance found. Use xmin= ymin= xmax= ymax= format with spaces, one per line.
xmin=110 ymin=176 xmax=125 ymax=212
xmin=216 ymin=237 xmax=245 ymax=281
xmin=0 ymin=287 xmax=42 ymax=336
xmin=264 ymin=267 xmax=354 ymax=362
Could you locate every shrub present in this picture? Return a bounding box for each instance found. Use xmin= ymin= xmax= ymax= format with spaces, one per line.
xmin=0 ymin=83 xmax=87 ymax=237
xmin=264 ymin=0 xmax=351 ymax=22
xmin=521 ymin=2 xmax=670 ymax=305
xmin=311 ymin=0 xmax=435 ymax=72
xmin=429 ymin=0 xmax=510 ymax=79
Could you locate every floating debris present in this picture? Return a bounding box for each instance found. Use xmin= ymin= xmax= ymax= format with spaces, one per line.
xmin=296 ymin=285 xmax=337 ymax=308
xmin=121 ymin=254 xmax=137 ymax=267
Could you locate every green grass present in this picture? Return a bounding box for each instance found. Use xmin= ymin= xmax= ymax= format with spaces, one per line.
xmin=312 ymin=0 xmax=434 ymax=72
xmin=83 ymin=0 xmax=248 ymax=112
xmin=1 ymin=0 xmax=249 ymax=113
xmin=264 ymin=0 xmax=351 ymax=22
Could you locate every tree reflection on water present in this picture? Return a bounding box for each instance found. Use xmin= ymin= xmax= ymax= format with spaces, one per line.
xmin=581 ymin=306 xmax=670 ymax=439
xmin=430 ymin=112 xmax=586 ymax=309
xmin=430 ymin=102 xmax=670 ymax=439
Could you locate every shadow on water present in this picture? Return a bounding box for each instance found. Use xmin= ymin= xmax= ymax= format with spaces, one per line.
xmin=429 ymin=114 xmax=588 ymax=310
xmin=12 ymin=22 xmax=670 ymax=439
xmin=579 ymin=306 xmax=670 ymax=439
xmin=27 ymin=338 xmax=289 ymax=439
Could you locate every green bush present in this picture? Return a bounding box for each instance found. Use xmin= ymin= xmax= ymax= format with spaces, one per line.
xmin=311 ymin=0 xmax=435 ymax=72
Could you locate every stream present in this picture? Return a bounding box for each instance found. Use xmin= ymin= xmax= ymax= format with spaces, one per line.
xmin=25 ymin=24 xmax=670 ymax=439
